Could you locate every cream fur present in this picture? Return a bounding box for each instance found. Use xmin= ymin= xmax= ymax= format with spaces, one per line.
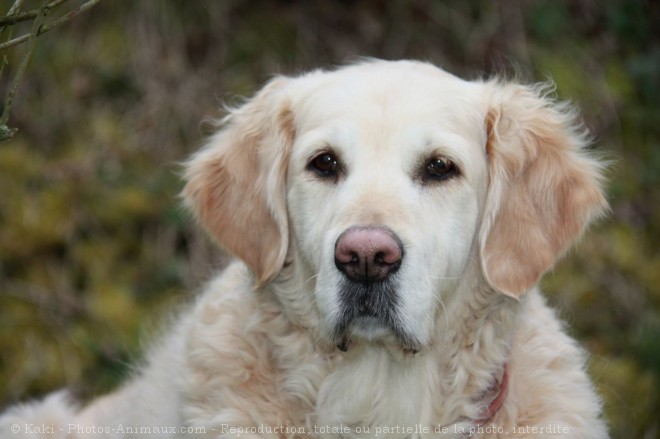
xmin=1 ymin=60 xmax=608 ymax=438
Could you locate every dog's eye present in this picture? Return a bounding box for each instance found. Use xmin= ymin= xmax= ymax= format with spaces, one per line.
xmin=423 ymin=157 xmax=459 ymax=182
xmin=309 ymin=152 xmax=339 ymax=178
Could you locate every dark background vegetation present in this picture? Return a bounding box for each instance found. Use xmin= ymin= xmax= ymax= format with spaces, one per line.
xmin=0 ymin=1 xmax=658 ymax=437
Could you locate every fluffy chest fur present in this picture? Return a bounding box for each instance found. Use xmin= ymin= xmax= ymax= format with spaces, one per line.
xmin=181 ymin=263 xmax=517 ymax=438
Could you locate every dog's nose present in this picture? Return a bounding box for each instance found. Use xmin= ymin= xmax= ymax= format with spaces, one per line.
xmin=334 ymin=226 xmax=403 ymax=282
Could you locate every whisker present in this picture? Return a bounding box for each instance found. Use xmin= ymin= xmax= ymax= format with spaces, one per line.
xmin=428 ymin=275 xmax=466 ymax=280
xmin=307 ymin=288 xmax=320 ymax=306
xmin=282 ymin=272 xmax=320 ymax=307
xmin=303 ymin=273 xmax=319 ymax=284
xmin=432 ymin=296 xmax=450 ymax=333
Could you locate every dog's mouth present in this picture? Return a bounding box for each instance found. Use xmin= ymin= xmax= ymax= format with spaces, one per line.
xmin=332 ymin=278 xmax=421 ymax=353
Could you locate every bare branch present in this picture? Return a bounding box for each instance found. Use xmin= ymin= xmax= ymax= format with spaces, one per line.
xmin=0 ymin=0 xmax=69 ymax=27
xmin=0 ymin=0 xmax=101 ymax=51
xmin=0 ymin=0 xmax=25 ymax=80
xmin=0 ymin=0 xmax=25 ymax=35
xmin=0 ymin=1 xmax=48 ymax=140
xmin=3 ymin=0 xmax=26 ymax=17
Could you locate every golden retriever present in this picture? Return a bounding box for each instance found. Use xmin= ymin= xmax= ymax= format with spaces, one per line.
xmin=1 ymin=60 xmax=609 ymax=438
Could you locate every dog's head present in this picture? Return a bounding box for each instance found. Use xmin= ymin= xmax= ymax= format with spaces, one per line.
xmin=183 ymin=60 xmax=607 ymax=352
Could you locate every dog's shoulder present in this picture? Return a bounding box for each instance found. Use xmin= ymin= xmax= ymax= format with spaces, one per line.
xmin=501 ymin=290 xmax=607 ymax=437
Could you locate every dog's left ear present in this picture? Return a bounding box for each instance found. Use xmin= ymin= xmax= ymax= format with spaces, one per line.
xmin=479 ymin=82 xmax=608 ymax=298
xmin=182 ymin=77 xmax=294 ymax=286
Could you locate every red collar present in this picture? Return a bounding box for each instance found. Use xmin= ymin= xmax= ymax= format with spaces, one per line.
xmin=475 ymin=364 xmax=509 ymax=425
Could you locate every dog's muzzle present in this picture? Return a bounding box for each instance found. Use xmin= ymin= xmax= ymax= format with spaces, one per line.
xmin=332 ymin=226 xmax=417 ymax=352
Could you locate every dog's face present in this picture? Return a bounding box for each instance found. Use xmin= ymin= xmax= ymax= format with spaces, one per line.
xmin=183 ymin=60 xmax=607 ymax=352
xmin=286 ymin=66 xmax=489 ymax=350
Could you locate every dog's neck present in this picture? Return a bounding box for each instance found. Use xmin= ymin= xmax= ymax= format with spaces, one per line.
xmin=428 ymin=272 xmax=518 ymax=426
xmin=266 ymin=261 xmax=520 ymax=432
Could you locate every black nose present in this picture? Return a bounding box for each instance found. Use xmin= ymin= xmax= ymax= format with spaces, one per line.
xmin=334 ymin=226 xmax=403 ymax=283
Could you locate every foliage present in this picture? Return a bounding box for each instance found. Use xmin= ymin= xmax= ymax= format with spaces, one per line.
xmin=0 ymin=1 xmax=658 ymax=437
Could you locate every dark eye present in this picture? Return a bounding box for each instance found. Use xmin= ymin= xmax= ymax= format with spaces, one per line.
xmin=308 ymin=152 xmax=339 ymax=178
xmin=423 ymin=157 xmax=459 ymax=182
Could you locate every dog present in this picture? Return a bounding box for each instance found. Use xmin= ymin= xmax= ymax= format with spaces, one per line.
xmin=1 ymin=59 xmax=609 ymax=438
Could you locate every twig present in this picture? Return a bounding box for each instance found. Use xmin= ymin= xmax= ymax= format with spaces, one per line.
xmin=0 ymin=0 xmax=25 ymax=35
xmin=0 ymin=0 xmax=69 ymax=27
xmin=0 ymin=0 xmax=101 ymax=51
xmin=0 ymin=0 xmax=25 ymax=80
xmin=4 ymin=0 xmax=25 ymax=15
xmin=0 ymin=0 xmax=102 ymax=141
xmin=0 ymin=1 xmax=48 ymax=140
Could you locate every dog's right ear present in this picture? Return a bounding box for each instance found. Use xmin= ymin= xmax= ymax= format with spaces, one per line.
xmin=182 ymin=77 xmax=294 ymax=286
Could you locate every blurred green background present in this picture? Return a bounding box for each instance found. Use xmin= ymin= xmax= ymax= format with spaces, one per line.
xmin=0 ymin=1 xmax=658 ymax=437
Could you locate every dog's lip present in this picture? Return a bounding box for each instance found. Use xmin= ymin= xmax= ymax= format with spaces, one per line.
xmin=332 ymin=315 xmax=390 ymax=345
xmin=350 ymin=314 xmax=384 ymax=328
xmin=333 ymin=315 xmax=421 ymax=353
